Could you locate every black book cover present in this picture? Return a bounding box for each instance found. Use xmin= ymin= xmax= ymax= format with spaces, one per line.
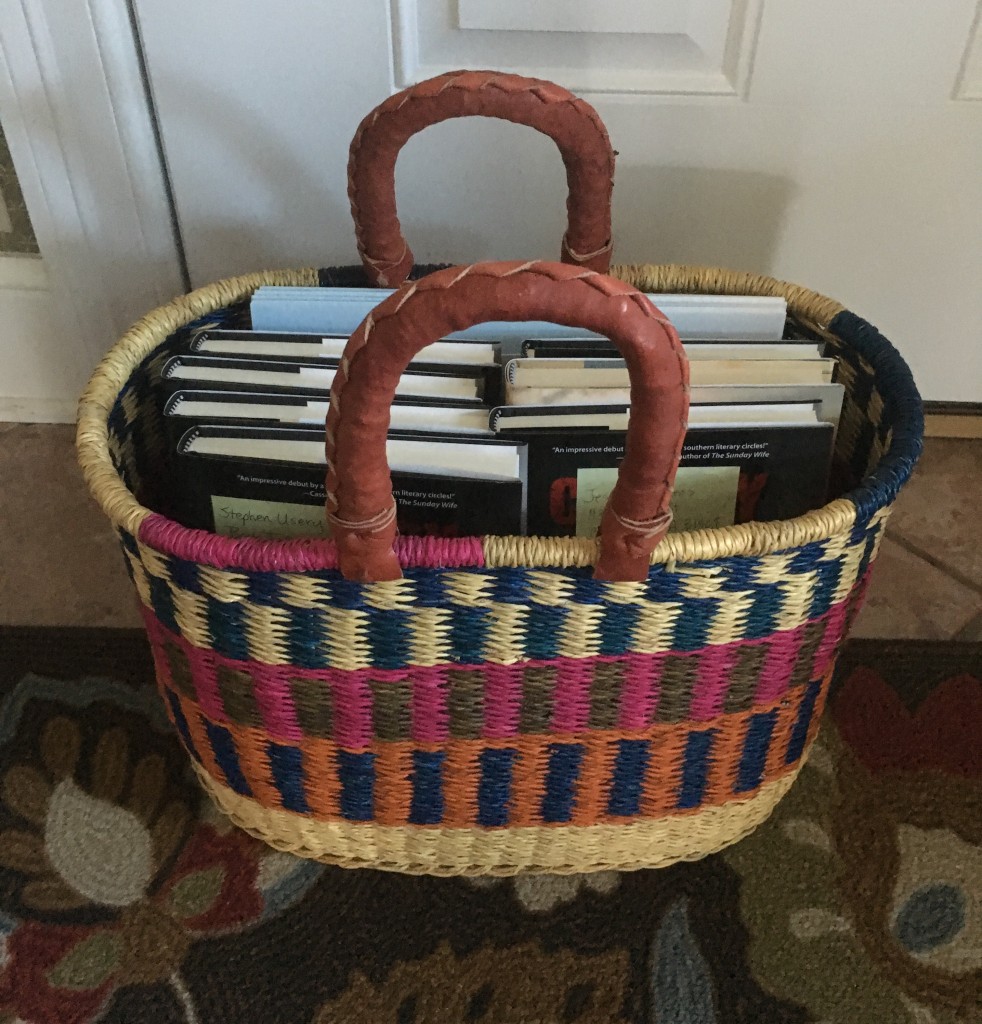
xmin=159 ymin=354 xmax=493 ymax=405
xmin=517 ymin=424 xmax=834 ymax=537
xmin=172 ymin=426 xmax=525 ymax=540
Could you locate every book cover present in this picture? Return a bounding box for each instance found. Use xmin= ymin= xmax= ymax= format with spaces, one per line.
xmin=172 ymin=426 xmax=526 ymax=540
xmin=159 ymin=354 xmax=489 ymax=404
xmin=189 ymin=328 xmax=500 ymax=367
xmin=516 ymin=423 xmax=834 ymax=537
xmin=521 ymin=338 xmax=826 ymax=360
xmin=504 ymin=357 xmax=836 ymax=397
xmin=162 ymin=390 xmax=493 ymax=458
xmin=249 ymin=286 xmax=789 ymax=341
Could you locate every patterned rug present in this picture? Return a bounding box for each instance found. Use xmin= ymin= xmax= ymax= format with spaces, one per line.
xmin=0 ymin=628 xmax=978 ymax=1024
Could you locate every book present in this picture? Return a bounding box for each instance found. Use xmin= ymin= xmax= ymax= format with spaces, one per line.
xmin=504 ymin=357 xmax=836 ymax=401
xmin=159 ymin=354 xmax=488 ymax=404
xmin=173 ymin=426 xmax=527 ymax=539
xmin=491 ymin=401 xmax=823 ymax=433
xmin=189 ymin=328 xmax=500 ymax=367
xmin=163 ymin=390 xmax=494 ymax=439
xmin=508 ymin=423 xmax=835 ymax=537
xmin=521 ymin=338 xmax=826 ymax=360
xmin=249 ymin=285 xmax=789 ymax=342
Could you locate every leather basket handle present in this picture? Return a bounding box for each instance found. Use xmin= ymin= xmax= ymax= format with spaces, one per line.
xmin=348 ymin=70 xmax=615 ymax=287
xmin=326 ymin=262 xmax=689 ymax=583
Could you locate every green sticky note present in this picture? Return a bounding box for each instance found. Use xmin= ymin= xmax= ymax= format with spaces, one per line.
xmin=575 ymin=467 xmax=619 ymax=537
xmin=670 ymin=466 xmax=740 ymax=531
xmin=575 ymin=465 xmax=739 ymax=537
xmin=210 ymin=496 xmax=327 ymax=539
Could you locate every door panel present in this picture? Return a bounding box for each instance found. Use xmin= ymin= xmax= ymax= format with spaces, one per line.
xmin=134 ymin=0 xmax=982 ymax=400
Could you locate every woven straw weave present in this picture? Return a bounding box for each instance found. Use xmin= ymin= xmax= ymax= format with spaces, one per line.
xmin=76 ymin=262 xmax=922 ymax=874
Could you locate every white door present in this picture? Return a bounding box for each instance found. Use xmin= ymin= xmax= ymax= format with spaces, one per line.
xmin=0 ymin=0 xmax=183 ymax=422
xmin=133 ymin=0 xmax=982 ymax=401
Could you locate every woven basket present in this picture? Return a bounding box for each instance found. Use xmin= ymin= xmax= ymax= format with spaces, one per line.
xmin=77 ymin=72 xmax=923 ymax=875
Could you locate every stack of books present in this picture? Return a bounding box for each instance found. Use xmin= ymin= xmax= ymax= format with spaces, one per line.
xmin=161 ymin=287 xmax=843 ymax=541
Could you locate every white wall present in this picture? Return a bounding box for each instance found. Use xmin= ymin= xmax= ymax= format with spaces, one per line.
xmin=134 ymin=0 xmax=982 ymax=402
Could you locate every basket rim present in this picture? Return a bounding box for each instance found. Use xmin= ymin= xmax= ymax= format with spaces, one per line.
xmin=76 ymin=262 xmax=923 ymax=573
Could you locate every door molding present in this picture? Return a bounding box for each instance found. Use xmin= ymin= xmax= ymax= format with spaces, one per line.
xmin=0 ymin=0 xmax=183 ymax=417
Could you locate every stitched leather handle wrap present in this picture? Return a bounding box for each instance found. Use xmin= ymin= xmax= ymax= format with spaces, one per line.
xmin=326 ymin=262 xmax=689 ymax=583
xmin=348 ymin=70 xmax=615 ymax=287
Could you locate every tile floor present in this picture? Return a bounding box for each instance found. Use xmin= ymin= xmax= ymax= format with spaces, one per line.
xmin=1 ymin=423 xmax=980 ymax=639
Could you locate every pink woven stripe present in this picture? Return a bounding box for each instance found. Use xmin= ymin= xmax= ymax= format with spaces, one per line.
xmin=484 ymin=663 xmax=522 ymax=739
xmin=812 ymin=597 xmax=849 ymax=676
xmin=689 ymin=644 xmax=741 ymax=720
xmin=411 ymin=666 xmax=450 ymax=743
xmin=137 ymin=513 xmax=486 ymax=573
xmin=138 ymin=578 xmax=863 ymax=746
xmin=251 ymin=665 xmax=304 ymax=742
xmin=143 ymin=608 xmax=227 ymax=723
xmin=618 ymin=652 xmax=663 ymax=730
xmin=332 ymin=672 xmax=374 ymax=748
xmin=755 ymin=627 xmax=804 ymax=705
xmin=551 ymin=659 xmax=593 ymax=733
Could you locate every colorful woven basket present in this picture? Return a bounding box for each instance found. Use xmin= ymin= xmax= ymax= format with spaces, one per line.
xmin=76 ymin=72 xmax=923 ymax=875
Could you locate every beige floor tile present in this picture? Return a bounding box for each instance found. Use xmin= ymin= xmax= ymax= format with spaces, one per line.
xmin=953 ymin=611 xmax=982 ymax=642
xmin=924 ymin=414 xmax=982 ymax=440
xmin=851 ymin=535 xmax=982 ymax=640
xmin=0 ymin=424 xmax=141 ymax=627
xmin=886 ymin=438 xmax=982 ymax=591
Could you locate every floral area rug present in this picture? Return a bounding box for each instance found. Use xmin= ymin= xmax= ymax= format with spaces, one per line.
xmin=0 ymin=628 xmax=978 ymax=1024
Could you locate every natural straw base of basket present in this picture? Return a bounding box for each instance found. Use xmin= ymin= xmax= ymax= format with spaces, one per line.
xmin=193 ymin=762 xmax=800 ymax=876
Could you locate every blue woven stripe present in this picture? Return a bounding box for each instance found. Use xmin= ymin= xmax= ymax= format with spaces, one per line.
xmin=677 ymin=730 xmax=715 ymax=810
xmin=267 ymin=741 xmax=310 ymax=814
xmin=736 ymin=711 xmax=777 ymax=793
xmin=148 ymin=574 xmax=178 ymax=635
xmin=786 ymin=680 xmax=822 ymax=765
xmin=338 ymin=751 xmax=375 ymax=821
xmin=607 ymin=739 xmax=650 ymax=817
xmin=409 ymin=750 xmax=445 ymax=825
xmin=288 ymin=607 xmax=328 ymax=671
xmin=525 ymin=604 xmax=565 ymax=660
xmin=145 ymin=539 xmax=865 ymax=671
xmin=669 ymin=599 xmax=716 ymax=651
xmin=598 ymin=603 xmax=640 ymax=657
xmin=477 ymin=748 xmax=515 ymax=827
xmin=366 ymin=609 xmax=412 ymax=671
xmin=828 ymin=310 xmax=923 ymax=521
xmin=541 ymin=743 xmax=584 ymax=823
xmin=169 ymin=557 xmax=200 ymax=595
xmin=247 ymin=571 xmax=282 ymax=606
xmin=204 ymin=721 xmax=251 ymax=796
xmin=165 ymin=690 xmax=200 ymax=764
xmin=448 ymin=607 xmax=490 ymax=664
xmin=206 ymin=599 xmax=249 ymax=662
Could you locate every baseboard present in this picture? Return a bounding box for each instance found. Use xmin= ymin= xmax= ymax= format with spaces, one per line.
xmin=923 ymin=400 xmax=982 ymax=417
xmin=0 ymin=397 xmax=77 ymax=423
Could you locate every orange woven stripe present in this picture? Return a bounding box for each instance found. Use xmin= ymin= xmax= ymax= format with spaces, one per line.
xmin=509 ymin=740 xmax=549 ymax=827
xmin=805 ymin=669 xmax=832 ymax=748
xmin=702 ymin=711 xmax=748 ymax=805
xmin=174 ymin=693 xmax=223 ymax=784
xmin=299 ymin=738 xmax=340 ymax=818
xmin=177 ymin=688 xmax=814 ymax=823
xmin=374 ymin=745 xmax=413 ymax=826
xmin=442 ymin=739 xmax=479 ymax=827
xmin=233 ymin=726 xmax=282 ymax=809
xmin=571 ymin=734 xmax=615 ymax=826
xmin=763 ymin=693 xmax=802 ymax=783
xmin=640 ymin=731 xmax=686 ymax=817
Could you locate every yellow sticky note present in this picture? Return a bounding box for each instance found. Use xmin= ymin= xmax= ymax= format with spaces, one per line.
xmin=211 ymin=496 xmax=327 ymax=539
xmin=575 ymin=465 xmax=739 ymax=536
